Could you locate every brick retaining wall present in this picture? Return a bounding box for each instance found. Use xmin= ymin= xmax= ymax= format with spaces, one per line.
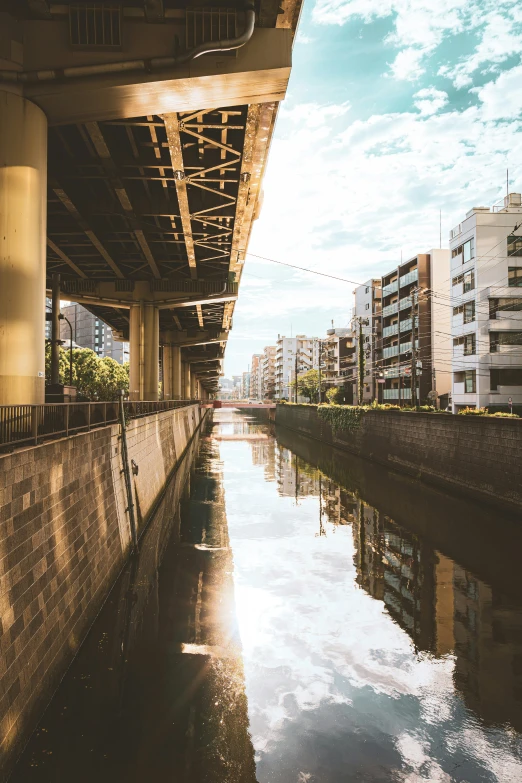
xmin=0 ymin=404 xmax=205 ymax=778
xmin=275 ymin=405 xmax=522 ymax=511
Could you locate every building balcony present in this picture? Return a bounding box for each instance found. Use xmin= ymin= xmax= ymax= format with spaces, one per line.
xmin=383 ymin=323 xmax=399 ymax=338
xmin=400 ymin=316 xmax=418 ymax=333
xmin=383 ymin=388 xmax=412 ymax=400
xmin=399 ymin=268 xmax=418 ymax=288
xmin=382 ymin=280 xmax=399 ymax=297
xmin=399 ymin=295 xmax=416 ymax=312
xmin=382 ymin=302 xmax=399 ymax=317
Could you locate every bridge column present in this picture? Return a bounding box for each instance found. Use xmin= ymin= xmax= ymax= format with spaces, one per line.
xmin=0 ymin=92 xmax=47 ymax=404
xmin=163 ymin=340 xmax=182 ymax=400
xmin=129 ymin=303 xmax=159 ymax=400
xmin=182 ymin=362 xmax=191 ymax=399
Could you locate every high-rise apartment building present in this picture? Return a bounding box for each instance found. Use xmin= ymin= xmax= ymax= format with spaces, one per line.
xmin=262 ymin=345 xmax=277 ymax=399
xmin=380 ymin=250 xmax=450 ymax=407
xmin=351 ymin=280 xmax=382 ymax=403
xmin=241 ymin=371 xmax=251 ymax=399
xmin=450 ymin=194 xmax=522 ymax=413
xmin=321 ymin=328 xmax=354 ymax=402
xmin=60 ymin=303 xmax=129 ymax=364
xmin=275 ymin=335 xmax=319 ymax=400
xmin=250 ymin=354 xmax=263 ymax=400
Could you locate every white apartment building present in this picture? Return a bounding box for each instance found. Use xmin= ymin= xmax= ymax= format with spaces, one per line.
xmin=241 ymin=371 xmax=251 ymax=399
xmin=450 ymin=193 xmax=522 ymax=413
xmin=352 ymin=280 xmax=381 ymax=403
xmin=275 ymin=335 xmax=319 ymax=400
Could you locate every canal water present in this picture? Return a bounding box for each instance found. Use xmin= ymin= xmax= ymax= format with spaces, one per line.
xmin=10 ymin=410 xmax=522 ymax=782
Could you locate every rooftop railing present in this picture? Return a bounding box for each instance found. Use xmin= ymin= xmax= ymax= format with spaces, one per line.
xmin=0 ymin=399 xmax=196 ymax=452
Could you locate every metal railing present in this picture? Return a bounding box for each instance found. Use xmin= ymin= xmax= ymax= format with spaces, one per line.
xmin=0 ymin=399 xmax=196 ymax=451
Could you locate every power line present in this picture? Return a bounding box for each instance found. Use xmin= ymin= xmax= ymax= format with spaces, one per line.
xmin=246 ymin=252 xmax=380 ymax=288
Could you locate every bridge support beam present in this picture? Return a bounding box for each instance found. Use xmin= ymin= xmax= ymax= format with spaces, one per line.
xmin=163 ymin=341 xmax=181 ymax=400
xmin=0 ymin=91 xmax=47 ymax=404
xmin=129 ymin=303 xmax=159 ymax=400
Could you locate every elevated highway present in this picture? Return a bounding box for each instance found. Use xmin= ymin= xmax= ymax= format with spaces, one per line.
xmin=0 ymin=0 xmax=302 ymax=403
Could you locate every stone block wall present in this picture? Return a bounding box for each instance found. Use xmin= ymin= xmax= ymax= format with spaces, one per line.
xmin=275 ymin=405 xmax=522 ymax=511
xmin=0 ymin=404 xmax=205 ymax=779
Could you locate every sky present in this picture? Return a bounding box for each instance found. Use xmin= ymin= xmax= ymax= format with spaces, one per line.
xmin=223 ymin=0 xmax=522 ymax=377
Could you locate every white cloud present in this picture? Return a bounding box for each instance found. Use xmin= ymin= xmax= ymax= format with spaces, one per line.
xmin=473 ymin=63 xmax=522 ymax=120
xmin=295 ymin=30 xmax=314 ymax=44
xmin=279 ymin=101 xmax=351 ymax=128
xmin=312 ymin=0 xmax=522 ymax=86
xmin=390 ymin=48 xmax=428 ymax=81
xmin=413 ymin=87 xmax=449 ymax=116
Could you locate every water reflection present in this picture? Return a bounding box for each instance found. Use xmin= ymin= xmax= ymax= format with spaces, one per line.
xmin=219 ymin=411 xmax=522 ymax=782
xmin=11 ymin=410 xmax=522 ymax=783
xmin=11 ymin=426 xmax=257 ymax=783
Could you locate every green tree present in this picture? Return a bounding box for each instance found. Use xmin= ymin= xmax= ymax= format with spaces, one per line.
xmin=291 ymin=368 xmax=320 ymax=403
xmin=326 ymin=386 xmax=342 ymax=404
xmin=45 ymin=345 xmax=129 ymax=400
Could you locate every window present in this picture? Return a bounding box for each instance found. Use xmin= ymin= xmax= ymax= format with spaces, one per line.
xmin=365 ymin=303 xmax=370 ymax=310
xmin=453 ymin=334 xmax=476 ymax=355
xmin=464 ymin=301 xmax=475 ymax=324
xmin=365 ymin=286 xmax=369 ymax=294
xmin=463 ymin=270 xmax=475 ymax=293
xmin=508 ymin=267 xmax=522 ymax=287
xmin=490 ymin=331 xmax=522 ymax=352
xmin=465 ymin=370 xmax=476 ymax=393
xmin=490 ymin=297 xmax=522 ymax=317
xmin=452 ymin=273 xmax=463 ymax=286
xmin=490 ymin=368 xmax=522 ymax=390
xmin=507 ymin=235 xmax=522 ymax=257
xmin=452 ymin=237 xmax=475 ymax=261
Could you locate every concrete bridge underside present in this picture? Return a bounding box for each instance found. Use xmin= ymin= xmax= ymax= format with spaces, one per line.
xmin=0 ymin=0 xmax=301 ymax=403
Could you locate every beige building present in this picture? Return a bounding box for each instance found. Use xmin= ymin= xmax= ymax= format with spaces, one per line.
xmin=380 ymin=250 xmax=451 ymax=407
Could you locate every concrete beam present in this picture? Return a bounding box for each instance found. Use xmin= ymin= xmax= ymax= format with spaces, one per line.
xmin=163 ymin=113 xmax=197 ymax=278
xmin=24 ymin=29 xmax=291 ymax=125
xmin=45 ymin=279 xmax=237 ymax=310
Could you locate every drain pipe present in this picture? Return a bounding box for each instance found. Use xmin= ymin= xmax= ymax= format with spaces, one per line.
xmin=118 ymin=390 xmax=139 ymax=553
xmin=0 ymin=4 xmax=255 ymax=84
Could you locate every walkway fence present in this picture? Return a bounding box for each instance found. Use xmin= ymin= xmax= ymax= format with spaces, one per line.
xmin=0 ymin=400 xmax=197 ymax=451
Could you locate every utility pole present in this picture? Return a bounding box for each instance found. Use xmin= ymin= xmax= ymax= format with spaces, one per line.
xmin=317 ymin=339 xmax=323 ymax=403
xmin=294 ymin=346 xmax=299 ymax=403
xmin=50 ymin=273 xmax=61 ymax=386
xmin=352 ymin=317 xmax=369 ymax=405
xmin=411 ymin=288 xmax=418 ymax=407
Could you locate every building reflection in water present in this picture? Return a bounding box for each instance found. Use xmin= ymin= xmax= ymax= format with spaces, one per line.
xmin=11 ymin=430 xmax=257 ymax=783
xmin=246 ymin=430 xmax=522 ymax=735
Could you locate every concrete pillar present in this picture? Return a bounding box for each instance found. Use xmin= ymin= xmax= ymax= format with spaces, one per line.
xmin=191 ymin=375 xmax=198 ymax=399
xmin=182 ymin=361 xmax=191 ymax=399
xmin=129 ymin=303 xmax=159 ymax=400
xmin=163 ymin=342 xmax=182 ymax=400
xmin=0 ymin=92 xmax=47 ymax=404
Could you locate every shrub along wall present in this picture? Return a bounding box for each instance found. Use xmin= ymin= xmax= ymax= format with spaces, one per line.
xmin=275 ymin=404 xmax=522 ymax=512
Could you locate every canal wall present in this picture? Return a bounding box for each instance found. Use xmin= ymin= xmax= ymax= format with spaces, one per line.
xmin=0 ymin=404 xmax=207 ymax=779
xmin=275 ymin=405 xmax=522 ymax=512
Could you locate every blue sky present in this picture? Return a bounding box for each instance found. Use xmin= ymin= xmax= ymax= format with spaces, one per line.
xmin=224 ymin=0 xmax=522 ymax=376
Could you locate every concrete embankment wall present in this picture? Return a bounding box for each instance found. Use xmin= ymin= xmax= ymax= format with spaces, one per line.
xmin=275 ymin=405 xmax=522 ymax=512
xmin=0 ymin=404 xmax=206 ymax=778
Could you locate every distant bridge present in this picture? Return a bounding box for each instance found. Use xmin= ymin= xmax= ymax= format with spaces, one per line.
xmin=202 ymin=401 xmax=276 ymax=408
